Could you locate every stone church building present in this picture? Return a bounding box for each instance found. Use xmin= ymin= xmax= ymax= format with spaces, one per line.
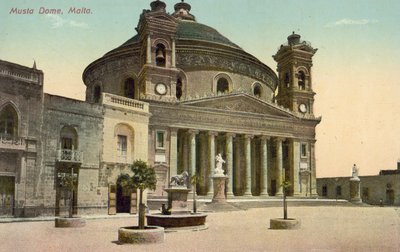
xmin=0 ymin=1 xmax=320 ymax=217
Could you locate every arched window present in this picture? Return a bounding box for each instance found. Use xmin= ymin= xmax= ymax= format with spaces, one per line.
xmin=60 ymin=126 xmax=78 ymax=150
xmin=217 ymin=78 xmax=229 ymax=94
xmin=0 ymin=106 xmax=16 ymax=136
xmin=124 ymin=78 xmax=135 ymax=99
xmin=284 ymin=72 xmax=290 ymax=87
xmin=155 ymin=44 xmax=166 ymax=67
xmin=253 ymin=83 xmax=262 ymax=98
xmin=176 ymin=78 xmax=182 ymax=99
xmin=114 ymin=123 xmax=135 ymax=163
xmin=93 ymin=85 xmax=101 ymax=103
xmin=0 ymin=105 xmax=18 ymax=137
xmin=298 ymin=71 xmax=306 ymax=90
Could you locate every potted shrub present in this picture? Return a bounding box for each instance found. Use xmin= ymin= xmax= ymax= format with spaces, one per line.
xmin=270 ymin=180 xmax=300 ymax=229
xmin=55 ymin=168 xmax=86 ymax=228
xmin=117 ymin=160 xmax=164 ymax=244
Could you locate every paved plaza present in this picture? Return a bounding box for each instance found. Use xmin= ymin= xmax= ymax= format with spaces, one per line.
xmin=0 ymin=206 xmax=399 ymax=252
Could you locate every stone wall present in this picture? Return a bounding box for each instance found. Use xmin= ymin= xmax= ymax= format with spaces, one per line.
xmin=317 ymin=174 xmax=400 ymax=205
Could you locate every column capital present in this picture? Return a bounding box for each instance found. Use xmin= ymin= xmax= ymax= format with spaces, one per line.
xmin=274 ymin=137 xmax=286 ymax=143
xmin=188 ymin=129 xmax=199 ymax=135
xmin=208 ymin=131 xmax=219 ymax=137
xmin=243 ymin=134 xmax=254 ymax=139
xmin=225 ymin=132 xmax=236 ymax=138
xmin=259 ymin=135 xmax=271 ymax=141
xmin=169 ymin=127 xmax=179 ymax=135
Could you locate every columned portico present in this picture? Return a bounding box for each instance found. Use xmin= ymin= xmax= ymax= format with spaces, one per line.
xmin=171 ymin=128 xmax=315 ymax=199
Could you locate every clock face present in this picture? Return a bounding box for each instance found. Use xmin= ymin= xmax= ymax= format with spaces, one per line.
xmin=299 ymin=103 xmax=307 ymax=113
xmin=155 ymin=83 xmax=167 ymax=95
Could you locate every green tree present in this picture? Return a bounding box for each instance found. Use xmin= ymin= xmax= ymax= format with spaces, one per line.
xmin=190 ymin=173 xmax=203 ymax=213
xmin=282 ymin=180 xmax=291 ymax=220
xmin=59 ymin=169 xmax=78 ymax=218
xmin=118 ymin=160 xmax=157 ymax=229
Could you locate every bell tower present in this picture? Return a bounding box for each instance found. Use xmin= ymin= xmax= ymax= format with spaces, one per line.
xmin=137 ymin=0 xmax=180 ymax=101
xmin=273 ymin=32 xmax=318 ymax=116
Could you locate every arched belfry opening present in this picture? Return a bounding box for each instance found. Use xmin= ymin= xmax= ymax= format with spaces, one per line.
xmin=155 ymin=44 xmax=166 ymax=67
xmin=298 ymin=71 xmax=306 ymax=90
xmin=176 ymin=77 xmax=183 ymax=99
xmin=124 ymin=78 xmax=135 ymax=99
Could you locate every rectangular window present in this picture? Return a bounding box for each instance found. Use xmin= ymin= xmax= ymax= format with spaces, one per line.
xmin=362 ymin=187 xmax=369 ymax=200
xmin=156 ymin=131 xmax=165 ymax=149
xmin=117 ymin=135 xmax=127 ymax=157
xmin=301 ymin=143 xmax=307 ymax=158
xmin=336 ymin=186 xmax=342 ymax=196
xmin=322 ymin=185 xmax=328 ymax=197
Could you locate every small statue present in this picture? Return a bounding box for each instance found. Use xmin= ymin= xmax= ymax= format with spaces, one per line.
xmin=352 ymin=164 xmax=359 ymax=178
xmin=170 ymin=171 xmax=189 ymax=187
xmin=214 ymin=153 xmax=225 ymax=175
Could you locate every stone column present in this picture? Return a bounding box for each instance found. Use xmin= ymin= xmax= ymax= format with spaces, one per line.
xmin=292 ymin=140 xmax=301 ymax=196
xmin=244 ymin=135 xmax=253 ymax=196
xmin=207 ymin=131 xmax=218 ymax=196
xmin=225 ymin=133 xmax=235 ymax=197
xmin=169 ymin=128 xmax=178 ymax=181
xmin=182 ymin=133 xmax=188 ymax=172
xmin=171 ymin=38 xmax=176 ymax=68
xmin=234 ymin=137 xmax=241 ymax=195
xmin=188 ymin=130 xmax=198 ymax=179
xmin=146 ymin=35 xmax=152 ymax=64
xmin=260 ymin=136 xmax=270 ymax=196
xmin=310 ymin=142 xmax=317 ymax=196
xmin=276 ymin=138 xmax=284 ymax=196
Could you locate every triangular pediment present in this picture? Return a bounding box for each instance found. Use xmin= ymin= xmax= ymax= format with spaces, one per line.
xmin=181 ymin=93 xmax=295 ymax=118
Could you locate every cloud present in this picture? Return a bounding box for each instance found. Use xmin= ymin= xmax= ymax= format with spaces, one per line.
xmin=45 ymin=14 xmax=88 ymax=29
xmin=326 ymin=18 xmax=378 ymax=27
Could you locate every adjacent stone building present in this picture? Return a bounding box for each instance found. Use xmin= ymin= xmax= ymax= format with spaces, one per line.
xmin=317 ymin=163 xmax=400 ymax=206
xmin=0 ymin=1 xmax=320 ymax=217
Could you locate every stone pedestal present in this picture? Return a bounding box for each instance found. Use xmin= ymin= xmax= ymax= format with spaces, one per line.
xmin=212 ymin=175 xmax=228 ymax=203
xmin=349 ymin=177 xmax=362 ymax=203
xmin=164 ymin=187 xmax=191 ymax=214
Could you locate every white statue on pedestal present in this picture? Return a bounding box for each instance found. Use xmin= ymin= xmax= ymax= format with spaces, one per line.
xmin=352 ymin=164 xmax=359 ymax=178
xmin=214 ymin=153 xmax=225 ymax=176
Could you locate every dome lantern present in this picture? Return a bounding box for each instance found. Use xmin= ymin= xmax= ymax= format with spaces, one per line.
xmin=172 ymin=0 xmax=196 ymax=21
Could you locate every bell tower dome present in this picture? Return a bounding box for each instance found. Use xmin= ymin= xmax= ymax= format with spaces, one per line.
xmin=273 ymin=32 xmax=318 ymax=116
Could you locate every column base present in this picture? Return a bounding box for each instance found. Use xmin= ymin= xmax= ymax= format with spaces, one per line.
xmin=226 ymin=191 xmax=234 ymax=198
xmin=259 ymin=192 xmax=270 ymax=197
xmin=243 ymin=192 xmax=252 ymax=197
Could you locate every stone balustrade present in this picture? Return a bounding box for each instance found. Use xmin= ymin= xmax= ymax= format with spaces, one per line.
xmin=102 ymin=93 xmax=149 ymax=113
xmin=0 ymin=67 xmax=41 ymax=85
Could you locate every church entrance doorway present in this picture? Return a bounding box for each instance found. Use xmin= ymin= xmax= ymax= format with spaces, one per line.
xmin=386 ymin=189 xmax=394 ymax=205
xmin=0 ymin=176 xmax=14 ymax=216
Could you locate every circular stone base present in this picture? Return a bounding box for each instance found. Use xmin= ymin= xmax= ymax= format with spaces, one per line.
xmin=270 ymin=218 xmax=300 ymax=230
xmin=146 ymin=213 xmax=207 ymax=228
xmin=55 ymin=217 xmax=86 ymax=228
xmin=118 ymin=226 xmax=164 ymax=244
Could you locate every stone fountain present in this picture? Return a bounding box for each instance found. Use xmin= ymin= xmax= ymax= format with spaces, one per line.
xmin=146 ymin=171 xmax=207 ymax=231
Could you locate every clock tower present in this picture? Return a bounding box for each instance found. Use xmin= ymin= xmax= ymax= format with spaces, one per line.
xmin=137 ymin=0 xmax=180 ymax=102
xmin=273 ymin=32 xmax=318 ymax=116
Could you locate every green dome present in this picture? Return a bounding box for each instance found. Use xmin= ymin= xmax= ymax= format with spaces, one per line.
xmin=117 ymin=21 xmax=240 ymax=49
xmin=176 ymin=21 xmax=240 ymax=48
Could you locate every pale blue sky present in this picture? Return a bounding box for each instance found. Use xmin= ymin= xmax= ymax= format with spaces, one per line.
xmin=1 ymin=0 xmax=400 ymax=177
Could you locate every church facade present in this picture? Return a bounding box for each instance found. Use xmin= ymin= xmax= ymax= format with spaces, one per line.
xmin=0 ymin=1 xmax=320 ymax=217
